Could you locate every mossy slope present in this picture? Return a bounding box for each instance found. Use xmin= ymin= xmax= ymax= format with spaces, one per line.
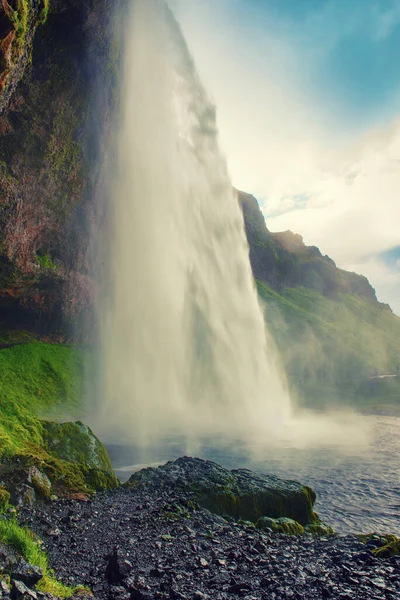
xmin=0 ymin=341 xmax=117 ymax=493
xmin=257 ymin=281 xmax=400 ymax=411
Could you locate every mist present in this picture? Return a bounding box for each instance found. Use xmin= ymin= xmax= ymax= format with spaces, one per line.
xmin=86 ymin=0 xmax=371 ymax=458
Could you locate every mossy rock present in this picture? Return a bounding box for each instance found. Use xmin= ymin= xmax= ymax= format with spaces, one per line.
xmin=28 ymin=465 xmax=51 ymax=498
xmin=1 ymin=441 xmax=118 ymax=497
xmin=42 ymin=420 xmax=113 ymax=473
xmin=0 ymin=487 xmax=10 ymax=510
xmin=372 ymin=535 xmax=400 ymax=558
xmin=304 ymin=523 xmax=334 ymax=536
xmin=257 ymin=516 xmax=304 ymax=535
xmin=127 ymin=456 xmax=318 ymax=526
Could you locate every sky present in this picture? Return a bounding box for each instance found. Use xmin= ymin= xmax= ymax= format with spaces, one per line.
xmin=171 ymin=0 xmax=400 ymax=315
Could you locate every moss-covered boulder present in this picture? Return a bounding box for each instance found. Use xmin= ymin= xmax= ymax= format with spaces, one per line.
xmin=42 ymin=420 xmax=113 ymax=472
xmin=257 ymin=516 xmax=304 ymax=535
xmin=127 ymin=456 xmax=319 ymax=526
xmin=372 ymin=535 xmax=400 ymax=558
xmin=304 ymin=522 xmax=334 ymax=536
xmin=27 ymin=465 xmax=51 ymax=498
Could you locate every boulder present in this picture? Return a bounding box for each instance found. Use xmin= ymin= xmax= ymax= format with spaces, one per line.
xmin=27 ymin=466 xmax=51 ymax=499
xmin=127 ymin=456 xmax=318 ymax=526
xmin=42 ymin=421 xmax=114 ymax=473
xmin=11 ymin=560 xmax=42 ymax=586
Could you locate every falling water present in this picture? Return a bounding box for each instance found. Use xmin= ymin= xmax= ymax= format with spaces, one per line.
xmin=91 ymin=0 xmax=294 ymax=447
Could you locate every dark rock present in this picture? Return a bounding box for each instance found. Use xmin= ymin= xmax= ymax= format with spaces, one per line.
xmin=105 ymin=548 xmax=133 ymax=585
xmin=15 ymin=485 xmax=36 ymax=507
xmin=11 ymin=560 xmax=42 ymax=586
xmin=10 ymin=580 xmax=37 ymax=600
xmin=16 ymin=459 xmax=400 ymax=600
xmin=127 ymin=457 xmax=317 ymax=526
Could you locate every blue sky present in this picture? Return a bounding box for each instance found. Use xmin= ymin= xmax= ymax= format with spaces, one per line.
xmin=173 ymin=0 xmax=400 ymax=313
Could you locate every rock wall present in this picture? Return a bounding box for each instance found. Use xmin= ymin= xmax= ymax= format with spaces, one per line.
xmin=0 ymin=0 xmax=116 ymax=338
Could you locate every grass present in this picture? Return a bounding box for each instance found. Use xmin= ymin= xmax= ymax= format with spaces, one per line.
xmin=0 ymin=518 xmax=77 ymax=597
xmin=0 ymin=342 xmax=84 ymax=456
xmin=0 ymin=341 xmax=118 ymax=492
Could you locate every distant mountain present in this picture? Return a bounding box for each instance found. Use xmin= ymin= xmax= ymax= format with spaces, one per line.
xmin=239 ymin=191 xmax=400 ymax=413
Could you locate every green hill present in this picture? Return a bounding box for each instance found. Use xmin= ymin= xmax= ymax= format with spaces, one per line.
xmin=239 ymin=191 xmax=400 ymax=413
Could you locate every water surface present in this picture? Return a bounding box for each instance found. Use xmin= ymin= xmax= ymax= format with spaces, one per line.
xmin=107 ymin=415 xmax=400 ymax=535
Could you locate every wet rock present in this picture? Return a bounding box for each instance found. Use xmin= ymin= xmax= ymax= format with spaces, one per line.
xmin=105 ymin=547 xmax=133 ymax=584
xmin=10 ymin=580 xmax=37 ymax=600
xmin=15 ymin=485 xmax=36 ymax=507
xmin=16 ymin=459 xmax=400 ymax=600
xmin=127 ymin=457 xmax=317 ymax=525
xmin=0 ymin=580 xmax=10 ymax=595
xmin=10 ymin=560 xmax=42 ymax=586
xmin=304 ymin=523 xmax=334 ymax=536
xmin=42 ymin=421 xmax=114 ymax=473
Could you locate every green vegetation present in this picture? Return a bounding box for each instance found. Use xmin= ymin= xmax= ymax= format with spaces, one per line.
xmin=0 ymin=341 xmax=117 ymax=492
xmin=256 ymin=281 xmax=400 ymax=412
xmin=0 ymin=342 xmax=83 ymax=456
xmin=6 ymin=0 xmax=29 ymax=48
xmin=257 ymin=516 xmax=305 ymax=535
xmin=0 ymin=518 xmax=77 ymax=597
xmin=39 ymin=0 xmax=50 ymax=25
xmin=36 ymin=252 xmax=57 ymax=271
xmin=372 ymin=535 xmax=400 ymax=558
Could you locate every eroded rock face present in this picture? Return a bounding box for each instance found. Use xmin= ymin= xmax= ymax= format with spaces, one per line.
xmin=0 ymin=0 xmax=46 ymax=115
xmin=127 ymin=456 xmax=318 ymax=526
xmin=0 ymin=0 xmax=117 ymax=338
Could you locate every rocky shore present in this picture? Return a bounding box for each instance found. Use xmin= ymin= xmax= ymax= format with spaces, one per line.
xmin=4 ymin=457 xmax=396 ymax=600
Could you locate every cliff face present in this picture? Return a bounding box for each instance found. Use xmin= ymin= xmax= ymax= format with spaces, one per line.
xmin=0 ymin=0 xmax=115 ymax=337
xmin=239 ymin=191 xmax=379 ymax=304
xmin=238 ymin=193 xmax=400 ymax=410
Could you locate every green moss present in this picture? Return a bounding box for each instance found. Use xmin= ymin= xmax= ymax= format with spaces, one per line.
xmin=304 ymin=523 xmax=334 ymax=536
xmin=372 ymin=535 xmax=400 ymax=558
xmin=0 ymin=342 xmax=117 ymax=493
xmin=43 ymin=420 xmax=113 ymax=472
xmin=15 ymin=443 xmax=118 ymax=494
xmin=36 ymin=252 xmax=57 ymax=270
xmin=257 ymin=516 xmax=304 ymax=535
xmin=38 ymin=0 xmax=50 ymax=25
xmin=0 ymin=487 xmax=11 ymax=510
xmin=6 ymin=0 xmax=30 ymax=48
xmin=0 ymin=518 xmax=76 ymax=597
xmin=0 ymin=342 xmax=84 ymax=459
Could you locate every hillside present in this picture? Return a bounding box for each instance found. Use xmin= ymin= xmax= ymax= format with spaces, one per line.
xmin=239 ymin=191 xmax=400 ymax=412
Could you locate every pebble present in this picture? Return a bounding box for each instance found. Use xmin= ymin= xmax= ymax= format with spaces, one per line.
xmin=17 ymin=487 xmax=399 ymax=600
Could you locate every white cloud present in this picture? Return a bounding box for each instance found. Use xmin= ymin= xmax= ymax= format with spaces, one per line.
xmin=171 ymin=0 xmax=400 ymax=314
xmin=267 ymin=121 xmax=400 ymax=311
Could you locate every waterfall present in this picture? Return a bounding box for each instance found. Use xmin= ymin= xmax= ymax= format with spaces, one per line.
xmin=91 ymin=0 xmax=292 ymax=447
